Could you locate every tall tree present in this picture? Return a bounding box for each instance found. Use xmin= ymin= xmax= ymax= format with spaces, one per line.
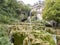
xmin=42 ymin=0 xmax=60 ymax=23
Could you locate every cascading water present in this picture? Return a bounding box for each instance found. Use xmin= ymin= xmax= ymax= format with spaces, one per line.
xmin=53 ymin=35 xmax=57 ymax=45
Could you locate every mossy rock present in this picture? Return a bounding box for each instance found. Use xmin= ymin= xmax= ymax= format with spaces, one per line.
xmin=12 ymin=30 xmax=56 ymax=45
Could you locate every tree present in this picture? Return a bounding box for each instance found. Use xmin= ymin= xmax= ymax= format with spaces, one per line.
xmin=42 ymin=0 xmax=60 ymax=23
xmin=0 ymin=0 xmax=31 ymax=24
xmin=0 ymin=25 xmax=11 ymax=45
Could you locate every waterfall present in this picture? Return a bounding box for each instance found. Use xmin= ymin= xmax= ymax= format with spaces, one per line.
xmin=53 ymin=35 xmax=57 ymax=45
xmin=27 ymin=10 xmax=32 ymax=23
xmin=28 ymin=39 xmax=31 ymax=45
xmin=36 ymin=14 xmax=42 ymax=20
xmin=27 ymin=16 xmax=31 ymax=23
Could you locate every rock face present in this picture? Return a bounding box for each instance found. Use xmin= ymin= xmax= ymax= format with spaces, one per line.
xmin=45 ymin=20 xmax=57 ymax=27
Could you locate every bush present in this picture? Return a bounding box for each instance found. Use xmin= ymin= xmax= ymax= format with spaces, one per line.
xmin=0 ymin=25 xmax=11 ymax=45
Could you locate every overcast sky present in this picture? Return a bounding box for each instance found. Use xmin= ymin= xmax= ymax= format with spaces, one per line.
xmin=17 ymin=0 xmax=44 ymax=5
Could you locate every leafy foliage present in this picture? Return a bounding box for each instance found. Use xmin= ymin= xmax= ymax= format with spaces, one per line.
xmin=42 ymin=0 xmax=60 ymax=23
xmin=0 ymin=0 xmax=31 ymax=24
xmin=0 ymin=25 xmax=11 ymax=45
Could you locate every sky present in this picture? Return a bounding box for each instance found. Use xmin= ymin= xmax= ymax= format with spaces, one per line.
xmin=17 ymin=0 xmax=44 ymax=5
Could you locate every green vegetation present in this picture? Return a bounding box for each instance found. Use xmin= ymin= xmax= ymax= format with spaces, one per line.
xmin=8 ymin=24 xmax=57 ymax=45
xmin=0 ymin=0 xmax=60 ymax=45
xmin=0 ymin=25 xmax=11 ymax=45
xmin=0 ymin=0 xmax=31 ymax=24
xmin=12 ymin=29 xmax=56 ymax=45
xmin=43 ymin=0 xmax=60 ymax=23
xmin=0 ymin=24 xmax=59 ymax=45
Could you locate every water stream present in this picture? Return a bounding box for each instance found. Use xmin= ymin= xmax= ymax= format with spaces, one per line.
xmin=53 ymin=35 xmax=57 ymax=45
